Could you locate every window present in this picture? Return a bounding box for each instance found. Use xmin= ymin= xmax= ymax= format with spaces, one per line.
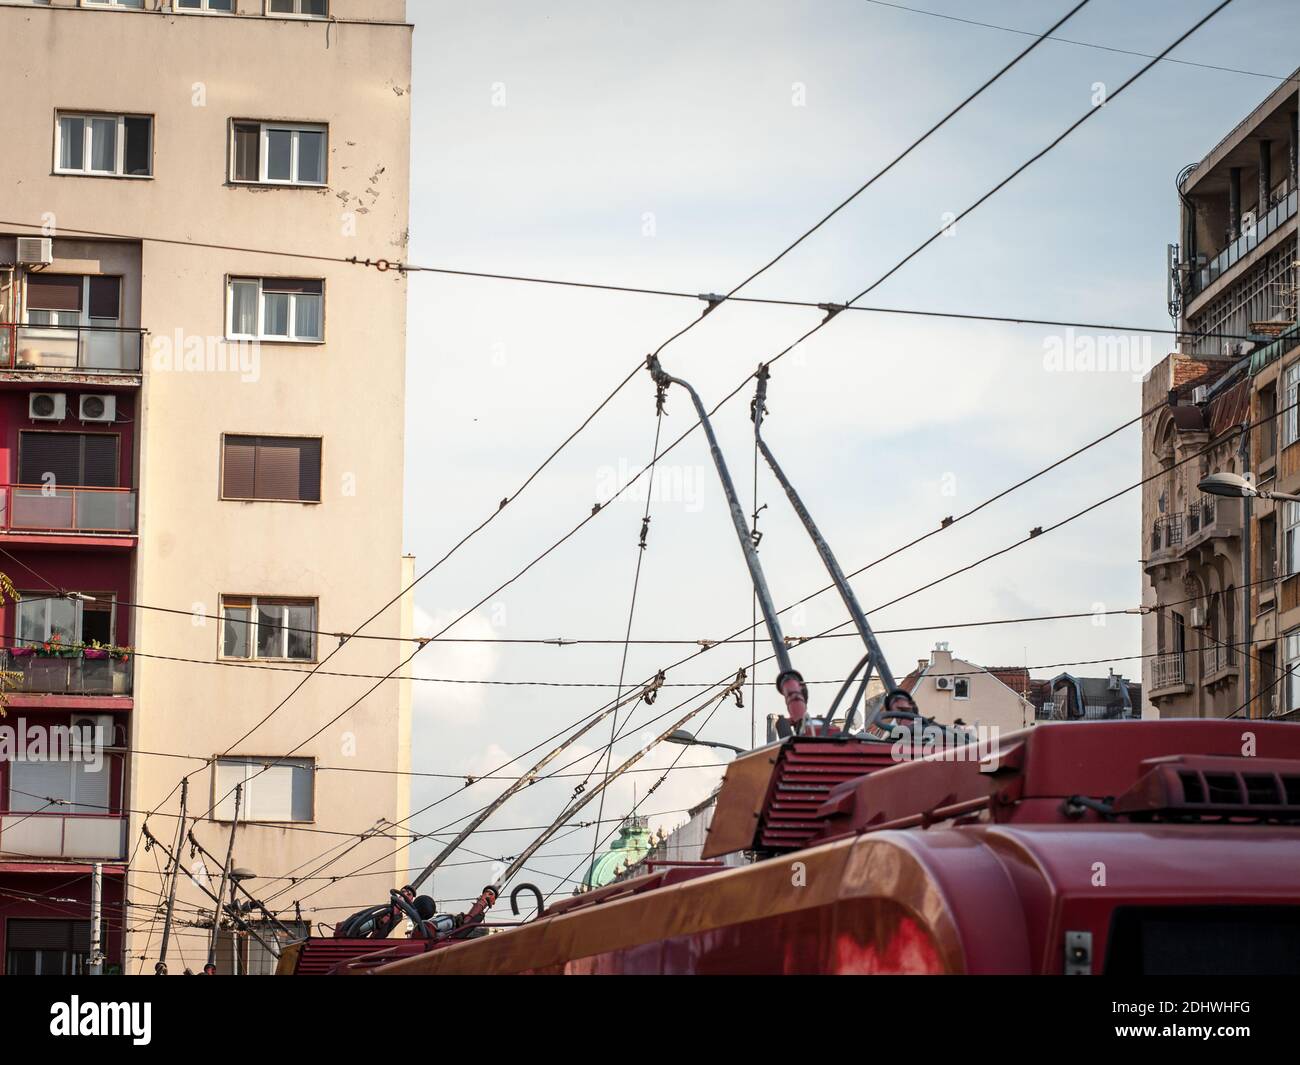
xmin=1283 ymin=363 xmax=1300 ymax=448
xmin=953 ymin=677 xmax=970 ymax=700
xmin=1285 ymin=502 xmax=1300 ymax=577
xmin=231 ymin=122 xmax=327 ymax=185
xmin=25 ymin=274 xmax=121 ymax=330
xmin=213 ymin=757 xmax=314 ymax=822
xmin=227 ymin=277 xmax=323 ymax=340
xmin=9 ymin=752 xmax=111 ymax=815
xmin=4 ymin=920 xmax=90 ymax=976
xmin=19 ymin=432 xmax=119 ymax=488
xmin=55 ymin=113 xmax=151 ymax=177
xmin=267 ymin=0 xmax=328 ymax=17
xmin=16 ymin=590 xmax=114 ymax=648
xmin=1260 ymin=513 xmax=1277 ymax=590
xmin=1259 ymin=384 xmax=1278 ymax=463
xmin=83 ymin=0 xmax=145 ymax=7
xmin=1286 ymin=631 xmax=1300 ymax=715
xmin=221 ymin=435 xmax=321 ymax=502
xmin=221 ymin=595 xmax=316 ymax=660
xmin=176 ymin=0 xmax=233 ymax=10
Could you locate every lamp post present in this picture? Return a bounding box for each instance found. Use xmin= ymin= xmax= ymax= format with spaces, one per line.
xmin=1197 ymin=473 xmax=1300 ymax=719
xmin=664 ymin=729 xmax=745 ymax=756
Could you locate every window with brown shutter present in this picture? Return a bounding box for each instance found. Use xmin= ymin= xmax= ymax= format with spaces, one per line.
xmin=26 ymin=274 xmax=83 ymax=312
xmin=221 ymin=435 xmax=321 ymax=502
xmin=87 ymin=276 xmax=121 ymax=321
xmin=19 ymin=432 xmax=119 ymax=488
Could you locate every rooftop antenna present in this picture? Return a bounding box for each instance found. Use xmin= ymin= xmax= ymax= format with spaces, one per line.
xmin=646 ymin=356 xmax=810 ymax=733
xmin=750 ymin=364 xmax=896 ymax=733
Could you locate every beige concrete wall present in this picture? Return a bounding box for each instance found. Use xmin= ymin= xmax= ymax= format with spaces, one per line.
xmin=1 ymin=1 xmax=412 ymax=969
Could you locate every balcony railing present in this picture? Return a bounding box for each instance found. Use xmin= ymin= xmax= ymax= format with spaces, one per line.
xmin=0 ymin=649 xmax=132 ymax=696
xmin=1151 ymin=652 xmax=1186 ymax=691
xmin=0 ymin=814 xmax=126 ymax=861
xmin=1189 ymin=189 xmax=1299 ymax=298
xmin=0 ymin=485 xmax=136 ymax=535
xmin=1201 ymin=640 xmax=1236 ymax=678
xmin=1150 ymin=513 xmax=1185 ymax=554
xmin=0 ymin=322 xmax=144 ymax=373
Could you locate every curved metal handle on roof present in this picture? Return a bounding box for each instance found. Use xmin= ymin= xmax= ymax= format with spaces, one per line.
xmin=751 ymin=364 xmax=896 ymax=732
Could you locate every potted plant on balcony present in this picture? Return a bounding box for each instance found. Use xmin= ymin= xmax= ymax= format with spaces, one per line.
xmin=83 ymin=641 xmax=111 ymax=661
xmin=36 ymin=633 xmax=80 ymax=658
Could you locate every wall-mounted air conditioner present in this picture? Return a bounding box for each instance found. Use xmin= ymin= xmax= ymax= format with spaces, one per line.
xmin=934 ymin=676 xmax=953 ymax=691
xmin=29 ymin=392 xmax=67 ymax=421
xmin=1190 ymin=606 xmax=1207 ymax=628
xmin=71 ymin=713 xmax=115 ymax=747
xmin=16 ymin=237 xmax=53 ymax=266
xmin=1192 ymin=385 xmax=1209 ymax=404
xmin=79 ymin=394 xmax=116 ymax=424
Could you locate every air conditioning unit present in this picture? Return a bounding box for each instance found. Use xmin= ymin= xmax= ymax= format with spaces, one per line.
xmin=29 ymin=392 xmax=67 ymax=421
xmin=79 ymin=394 xmax=116 ymax=423
xmin=1192 ymin=385 xmax=1209 ymax=404
xmin=934 ymin=676 xmax=953 ymax=691
xmin=71 ymin=713 xmax=115 ymax=748
xmin=16 ymin=237 xmax=53 ymax=265
xmin=1190 ymin=606 xmax=1207 ymax=628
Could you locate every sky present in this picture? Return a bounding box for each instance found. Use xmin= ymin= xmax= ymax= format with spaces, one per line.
xmin=386 ymin=0 xmax=1300 ymax=910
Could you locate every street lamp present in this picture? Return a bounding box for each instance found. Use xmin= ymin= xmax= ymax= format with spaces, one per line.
xmin=1198 ymin=472 xmax=1300 ymax=503
xmin=664 ymin=729 xmax=745 ymax=756
xmin=1196 ymin=471 xmax=1298 ymax=721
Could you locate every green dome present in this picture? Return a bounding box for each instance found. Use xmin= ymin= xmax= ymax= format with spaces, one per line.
xmin=581 ymin=815 xmax=653 ymax=889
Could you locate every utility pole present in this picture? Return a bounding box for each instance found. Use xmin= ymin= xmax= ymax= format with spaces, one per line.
xmin=89 ymin=862 xmax=103 ymax=975
xmin=156 ymin=777 xmax=189 ymax=973
xmin=207 ymin=783 xmax=241 ymax=973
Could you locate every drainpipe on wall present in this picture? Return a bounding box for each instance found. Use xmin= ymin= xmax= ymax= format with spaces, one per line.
xmin=1229 ymin=167 xmax=1242 ymax=240
xmin=1259 ymin=139 xmax=1272 ymax=213
xmin=1240 ymin=424 xmax=1252 ymax=719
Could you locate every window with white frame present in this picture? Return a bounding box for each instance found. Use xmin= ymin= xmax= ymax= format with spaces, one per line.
xmin=267 ymin=0 xmax=328 ymax=17
xmin=953 ymin=677 xmax=970 ymax=700
xmin=213 ymin=757 xmax=314 ymax=822
xmin=1285 ymin=631 xmax=1300 ymax=715
xmin=24 ymin=274 xmax=122 ymax=330
xmin=227 ymin=277 xmax=324 ymax=341
xmin=83 ymin=0 xmax=145 ymax=8
xmin=175 ymin=0 xmax=233 ymax=11
xmin=221 ymin=596 xmax=316 ymax=661
xmin=231 ymin=121 xmax=327 ymax=185
xmin=55 ymin=112 xmax=152 ymax=177
xmin=1283 ymin=362 xmax=1300 ymax=448
xmin=1285 ymin=502 xmax=1300 ymax=577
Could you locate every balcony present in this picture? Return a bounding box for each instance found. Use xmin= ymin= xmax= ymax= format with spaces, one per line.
xmin=0 ymin=323 xmax=144 ymax=375
xmin=1150 ymin=651 xmax=1190 ymax=697
xmin=0 ymin=649 xmax=132 ymax=696
xmin=1183 ymin=495 xmax=1240 ymax=551
xmin=1189 ymin=189 xmax=1298 ymax=298
xmin=0 ymin=814 xmax=126 ymax=861
xmin=1153 ymin=513 xmax=1185 ymax=552
xmin=1200 ymin=640 xmax=1238 ymax=684
xmin=0 ymin=485 xmax=136 ymax=536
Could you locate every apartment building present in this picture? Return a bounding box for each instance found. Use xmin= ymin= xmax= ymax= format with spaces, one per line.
xmin=1142 ymin=74 xmax=1299 ymax=720
xmin=0 ymin=0 xmax=413 ymax=974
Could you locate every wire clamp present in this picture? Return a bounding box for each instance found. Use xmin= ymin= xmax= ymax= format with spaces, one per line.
xmin=698 ymin=292 xmax=726 ymax=316
xmin=638 ymin=516 xmax=651 ymax=550
xmin=817 ymin=302 xmax=847 ymax=323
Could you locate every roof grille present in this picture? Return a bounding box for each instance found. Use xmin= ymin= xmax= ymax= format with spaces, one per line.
xmin=1116 ymin=756 xmax=1300 ymax=822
